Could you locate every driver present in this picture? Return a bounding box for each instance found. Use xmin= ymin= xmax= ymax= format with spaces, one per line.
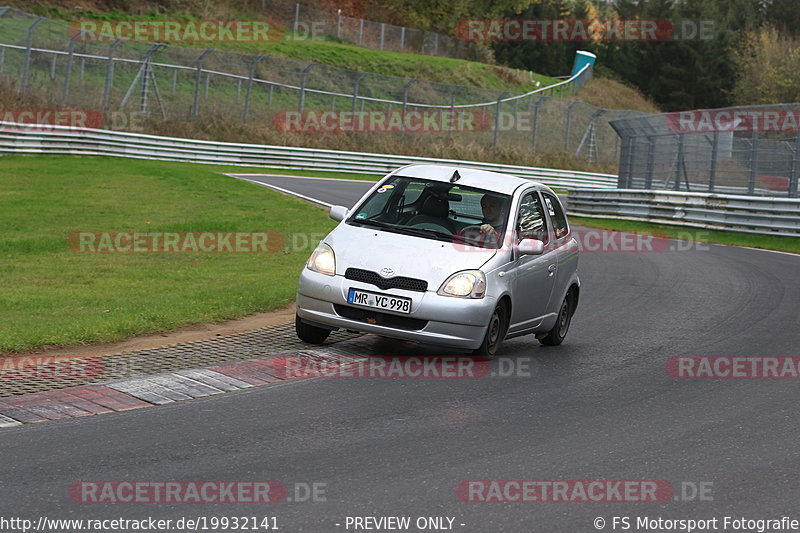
xmin=479 ymin=194 xmax=506 ymax=232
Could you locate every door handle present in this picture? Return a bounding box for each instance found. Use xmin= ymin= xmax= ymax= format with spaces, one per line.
xmin=547 ymin=264 xmax=556 ymax=274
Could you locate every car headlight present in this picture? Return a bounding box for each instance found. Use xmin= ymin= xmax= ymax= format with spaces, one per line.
xmin=437 ymin=270 xmax=486 ymax=298
xmin=306 ymin=243 xmax=336 ymax=276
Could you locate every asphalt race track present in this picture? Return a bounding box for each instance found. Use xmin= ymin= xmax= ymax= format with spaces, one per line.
xmin=2 ymin=174 xmax=799 ymax=532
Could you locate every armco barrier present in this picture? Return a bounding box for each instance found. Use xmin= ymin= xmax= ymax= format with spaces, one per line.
xmin=0 ymin=122 xmax=617 ymax=190
xmin=567 ymin=189 xmax=800 ymax=237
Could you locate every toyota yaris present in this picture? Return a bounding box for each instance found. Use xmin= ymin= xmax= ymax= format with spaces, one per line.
xmin=295 ymin=164 xmax=579 ymax=356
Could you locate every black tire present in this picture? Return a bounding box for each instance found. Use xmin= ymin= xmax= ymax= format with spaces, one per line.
xmin=474 ymin=302 xmax=509 ymax=358
xmin=295 ymin=315 xmax=331 ymax=344
xmin=538 ymin=293 xmax=574 ymax=346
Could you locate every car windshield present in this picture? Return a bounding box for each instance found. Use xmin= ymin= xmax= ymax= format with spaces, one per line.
xmin=346 ymin=175 xmax=511 ymax=249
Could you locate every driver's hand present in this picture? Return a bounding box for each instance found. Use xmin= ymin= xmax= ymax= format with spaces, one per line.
xmin=480 ymin=224 xmax=494 ymax=233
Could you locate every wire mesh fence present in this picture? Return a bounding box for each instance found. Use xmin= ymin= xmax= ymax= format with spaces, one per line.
xmin=0 ymin=7 xmax=640 ymax=167
xmin=256 ymin=0 xmax=488 ymax=61
xmin=612 ymin=105 xmax=800 ymax=197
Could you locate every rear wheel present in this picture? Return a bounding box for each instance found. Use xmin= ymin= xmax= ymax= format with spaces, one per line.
xmin=295 ymin=315 xmax=331 ymax=344
xmin=474 ymin=303 xmax=508 ymax=358
xmin=538 ymin=293 xmax=574 ymax=346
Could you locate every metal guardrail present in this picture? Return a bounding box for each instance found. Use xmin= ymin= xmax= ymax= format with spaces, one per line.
xmin=566 ymin=189 xmax=800 ymax=237
xmin=0 ymin=122 xmax=618 ymax=190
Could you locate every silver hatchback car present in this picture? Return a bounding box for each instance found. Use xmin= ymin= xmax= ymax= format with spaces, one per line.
xmin=295 ymin=164 xmax=579 ymax=356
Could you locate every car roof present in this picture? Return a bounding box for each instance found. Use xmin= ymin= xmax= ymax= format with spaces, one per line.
xmin=389 ymin=164 xmax=547 ymax=196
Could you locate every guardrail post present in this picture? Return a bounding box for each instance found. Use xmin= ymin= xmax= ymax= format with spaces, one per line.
xmin=351 ymin=72 xmax=368 ymax=113
xmin=708 ymin=132 xmax=719 ymax=193
xmin=789 ymin=131 xmax=800 ymax=198
xmin=20 ymin=17 xmax=45 ymax=94
xmin=298 ymin=62 xmax=316 ymax=113
xmin=748 ymin=129 xmax=759 ymax=194
xmin=191 ymin=49 xmax=213 ymax=120
xmin=102 ymin=40 xmax=122 ymax=112
xmin=401 ymin=78 xmax=417 ymax=133
xmin=492 ymin=92 xmax=508 ymax=148
xmin=243 ymin=54 xmax=264 ymax=121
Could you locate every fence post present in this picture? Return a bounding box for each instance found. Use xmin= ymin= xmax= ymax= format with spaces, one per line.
xmin=102 ymin=40 xmax=122 ymax=111
xmin=352 ymin=72 xmax=368 ymax=113
xmin=493 ymin=92 xmax=508 ymax=148
xmin=298 ymin=62 xmax=316 ymax=113
xmin=530 ymin=94 xmax=546 ymax=151
xmin=563 ymin=101 xmax=579 ymax=151
xmin=449 ymin=85 xmax=464 ymax=136
xmin=0 ymin=48 xmax=5 ymax=73
xmin=400 ymin=27 xmax=405 ymax=50
xmin=708 ymin=132 xmax=719 ymax=193
xmin=674 ymin=134 xmax=685 ymax=191
xmin=61 ymin=37 xmax=77 ymax=104
xmin=293 ymin=3 xmax=300 ymax=35
xmin=401 ymin=78 xmax=417 ymax=133
xmin=20 ymin=17 xmax=45 ymax=94
xmin=242 ymin=54 xmax=264 ymax=121
xmin=380 ymin=23 xmax=385 ymax=50
xmin=191 ymin=49 xmax=213 ymax=120
xmin=748 ymin=129 xmax=758 ymax=194
xmin=645 ymin=137 xmax=655 ymax=189
xmin=359 ymin=19 xmax=364 ymax=45
xmin=337 ymin=10 xmax=342 ymax=39
xmin=789 ymin=130 xmax=800 ymax=198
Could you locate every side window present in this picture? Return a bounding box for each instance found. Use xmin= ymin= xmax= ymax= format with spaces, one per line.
xmin=516 ymin=192 xmax=548 ymax=244
xmin=543 ymin=193 xmax=569 ymax=239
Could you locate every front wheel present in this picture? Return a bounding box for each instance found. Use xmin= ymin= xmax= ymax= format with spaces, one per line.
xmin=474 ymin=303 xmax=508 ymax=358
xmin=295 ymin=315 xmax=331 ymax=344
xmin=538 ymin=293 xmax=574 ymax=346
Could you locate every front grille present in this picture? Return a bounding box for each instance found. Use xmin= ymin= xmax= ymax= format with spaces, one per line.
xmin=344 ymin=268 xmax=428 ymax=292
xmin=334 ymin=304 xmax=428 ymax=331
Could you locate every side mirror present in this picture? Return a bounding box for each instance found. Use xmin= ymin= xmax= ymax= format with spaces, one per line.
xmin=329 ymin=205 xmax=349 ymax=222
xmin=517 ymin=238 xmax=544 ymax=255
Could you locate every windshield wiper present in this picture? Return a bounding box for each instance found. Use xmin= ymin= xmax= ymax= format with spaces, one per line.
xmin=396 ymin=227 xmax=453 ymax=242
xmin=351 ymin=218 xmax=397 ymax=230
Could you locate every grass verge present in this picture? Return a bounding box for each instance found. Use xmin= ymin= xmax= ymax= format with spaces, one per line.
xmin=571 ymin=216 xmax=800 ymax=254
xmin=0 ymin=155 xmax=338 ymax=353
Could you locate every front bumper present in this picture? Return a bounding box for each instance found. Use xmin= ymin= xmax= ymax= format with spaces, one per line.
xmin=296 ymin=269 xmax=495 ymax=350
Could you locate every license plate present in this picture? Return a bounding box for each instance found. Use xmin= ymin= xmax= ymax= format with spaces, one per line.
xmin=347 ymin=288 xmax=412 ymax=314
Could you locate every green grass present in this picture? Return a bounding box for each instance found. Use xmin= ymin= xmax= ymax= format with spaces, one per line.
xmin=0 ymin=155 xmax=339 ymax=353
xmin=13 ymin=7 xmax=556 ymax=94
xmin=571 ymin=217 xmax=800 ymax=254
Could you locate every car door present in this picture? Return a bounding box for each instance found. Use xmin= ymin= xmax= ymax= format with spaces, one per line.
xmin=507 ymin=190 xmax=558 ymax=335
xmin=542 ymin=191 xmax=579 ymax=304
